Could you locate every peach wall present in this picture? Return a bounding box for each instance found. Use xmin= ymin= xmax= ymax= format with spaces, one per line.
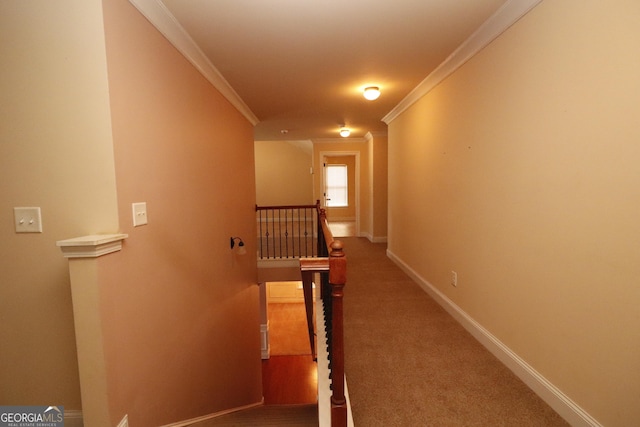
xmin=255 ymin=140 xmax=314 ymax=206
xmin=101 ymin=0 xmax=261 ymax=425
xmin=0 ymin=0 xmax=118 ymax=413
xmin=388 ymin=1 xmax=640 ymax=425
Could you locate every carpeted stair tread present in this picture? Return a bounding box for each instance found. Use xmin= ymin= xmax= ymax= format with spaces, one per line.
xmin=189 ymin=404 xmax=318 ymax=426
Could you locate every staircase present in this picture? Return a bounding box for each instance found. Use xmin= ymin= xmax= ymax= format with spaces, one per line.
xmin=187 ymin=404 xmax=318 ymax=426
xmin=254 ymin=202 xmax=351 ymax=427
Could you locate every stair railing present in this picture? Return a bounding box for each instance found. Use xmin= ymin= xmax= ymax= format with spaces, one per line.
xmin=300 ymin=204 xmax=348 ymax=427
xmin=256 ymin=201 xmax=320 ymax=259
xmin=257 ymin=200 xmax=348 ymax=426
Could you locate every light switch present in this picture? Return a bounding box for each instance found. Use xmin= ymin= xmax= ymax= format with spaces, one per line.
xmin=14 ymin=207 xmax=43 ymax=233
xmin=132 ymin=202 xmax=148 ymax=227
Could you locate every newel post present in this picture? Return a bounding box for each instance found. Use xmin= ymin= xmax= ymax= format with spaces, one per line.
xmin=56 ymin=234 xmax=128 ymax=427
xmin=317 ymin=204 xmax=328 ymax=257
xmin=329 ymin=240 xmax=348 ymax=426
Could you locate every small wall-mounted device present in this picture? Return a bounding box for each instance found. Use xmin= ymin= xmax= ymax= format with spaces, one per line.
xmin=132 ymin=202 xmax=148 ymax=227
xmin=14 ymin=207 xmax=43 ymax=233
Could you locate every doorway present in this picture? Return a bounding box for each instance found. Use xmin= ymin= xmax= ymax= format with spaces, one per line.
xmin=262 ymin=281 xmax=317 ymax=404
xmin=320 ymin=151 xmax=360 ymax=235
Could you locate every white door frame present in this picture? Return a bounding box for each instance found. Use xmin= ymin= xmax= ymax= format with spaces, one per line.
xmin=319 ymin=150 xmax=360 ymax=236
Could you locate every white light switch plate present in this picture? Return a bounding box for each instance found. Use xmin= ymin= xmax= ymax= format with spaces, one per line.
xmin=132 ymin=202 xmax=148 ymax=227
xmin=14 ymin=207 xmax=43 ymax=233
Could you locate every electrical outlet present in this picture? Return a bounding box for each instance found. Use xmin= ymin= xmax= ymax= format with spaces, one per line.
xmin=451 ymin=271 xmax=458 ymax=287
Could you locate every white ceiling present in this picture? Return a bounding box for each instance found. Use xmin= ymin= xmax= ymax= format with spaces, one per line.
xmin=132 ymin=0 xmax=512 ymax=141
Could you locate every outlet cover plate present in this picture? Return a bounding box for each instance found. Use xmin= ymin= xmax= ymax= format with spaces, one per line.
xmin=132 ymin=202 xmax=148 ymax=227
xmin=14 ymin=207 xmax=43 ymax=233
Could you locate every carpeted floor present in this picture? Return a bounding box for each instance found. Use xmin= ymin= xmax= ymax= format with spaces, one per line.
xmin=341 ymin=237 xmax=569 ymax=426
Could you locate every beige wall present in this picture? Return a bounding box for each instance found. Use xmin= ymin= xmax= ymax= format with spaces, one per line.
xmin=369 ymin=133 xmax=388 ymax=241
xmin=101 ymin=0 xmax=261 ymax=425
xmin=255 ymin=140 xmax=314 ymax=206
xmin=0 ymin=0 xmax=118 ymax=411
xmin=388 ymin=1 xmax=640 ymax=425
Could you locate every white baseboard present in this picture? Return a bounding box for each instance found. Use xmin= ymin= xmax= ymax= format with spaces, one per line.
xmin=159 ymin=401 xmax=263 ymax=427
xmin=64 ymin=410 xmax=83 ymax=427
xmin=360 ymin=232 xmax=387 ymax=243
xmin=261 ymin=322 xmax=270 ymax=359
xmin=386 ymin=249 xmax=603 ymax=427
xmin=327 ymin=216 xmax=355 ymax=222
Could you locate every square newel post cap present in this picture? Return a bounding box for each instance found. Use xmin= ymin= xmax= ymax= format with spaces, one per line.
xmin=56 ymin=234 xmax=128 ymax=258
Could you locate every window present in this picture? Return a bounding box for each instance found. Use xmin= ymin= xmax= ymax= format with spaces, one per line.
xmin=325 ymin=164 xmax=348 ymax=207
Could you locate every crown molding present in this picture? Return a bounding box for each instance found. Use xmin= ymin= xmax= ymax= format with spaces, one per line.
xmin=128 ymin=0 xmax=259 ymax=126
xmin=312 ymin=137 xmax=368 ymax=144
xmin=364 ymin=131 xmax=388 ymax=141
xmin=254 ymin=139 xmax=313 ymax=144
xmin=382 ymin=0 xmax=543 ymax=125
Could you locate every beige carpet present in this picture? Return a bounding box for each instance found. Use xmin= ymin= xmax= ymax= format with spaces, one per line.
xmin=190 ymin=404 xmax=318 ymax=426
xmin=341 ymin=237 xmax=569 ymax=426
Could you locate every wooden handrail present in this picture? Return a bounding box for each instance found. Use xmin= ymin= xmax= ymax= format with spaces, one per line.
xmin=256 ymin=202 xmax=320 ymax=211
xmin=299 ymin=202 xmax=347 ymax=426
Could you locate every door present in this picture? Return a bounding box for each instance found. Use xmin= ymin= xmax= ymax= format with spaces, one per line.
xmin=322 ymin=155 xmax=357 ymax=221
xmin=324 ymin=163 xmax=348 ymax=207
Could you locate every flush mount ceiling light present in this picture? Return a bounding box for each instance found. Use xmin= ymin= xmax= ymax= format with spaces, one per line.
xmin=363 ymin=86 xmax=380 ymax=101
xmin=339 ymin=128 xmax=350 ymax=138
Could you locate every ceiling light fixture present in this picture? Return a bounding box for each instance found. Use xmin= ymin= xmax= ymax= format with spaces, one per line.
xmin=339 ymin=128 xmax=350 ymax=138
xmin=363 ymin=86 xmax=380 ymax=101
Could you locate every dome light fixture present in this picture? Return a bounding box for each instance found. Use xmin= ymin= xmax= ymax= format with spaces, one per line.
xmin=339 ymin=128 xmax=351 ymax=138
xmin=363 ymin=86 xmax=380 ymax=101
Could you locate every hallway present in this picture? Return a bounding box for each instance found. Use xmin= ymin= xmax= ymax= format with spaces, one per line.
xmin=340 ymin=237 xmax=568 ymax=426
